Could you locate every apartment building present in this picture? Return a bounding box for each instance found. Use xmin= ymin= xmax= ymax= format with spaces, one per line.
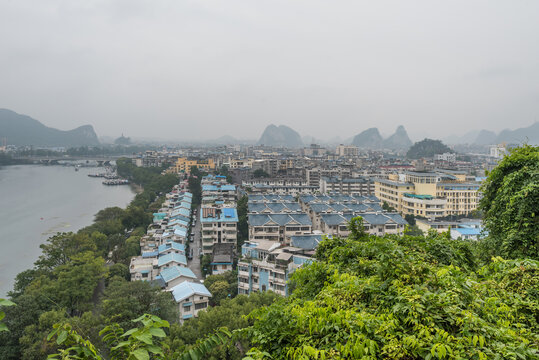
xmin=237 ymin=240 xmax=313 ymax=296
xmin=318 ymin=212 xmax=407 ymax=237
xmin=336 ymin=144 xmax=359 ymax=157
xmin=170 ymin=157 xmax=216 ymax=173
xmin=248 ymin=213 xmax=312 ymax=244
xmin=200 ymin=207 xmax=238 ymax=255
xmin=374 ymin=171 xmax=481 ymax=218
xmin=319 ymin=176 xmax=375 ymax=196
xmin=306 ymin=167 xmax=352 ymax=187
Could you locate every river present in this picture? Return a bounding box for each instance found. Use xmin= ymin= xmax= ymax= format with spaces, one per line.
xmin=0 ymin=165 xmax=135 ymax=296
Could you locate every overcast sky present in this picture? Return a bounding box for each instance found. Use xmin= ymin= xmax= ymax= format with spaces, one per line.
xmin=1 ymin=0 xmax=538 ymax=141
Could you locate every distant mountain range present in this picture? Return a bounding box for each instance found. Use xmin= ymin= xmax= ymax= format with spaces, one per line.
xmin=257 ymin=125 xmax=303 ymax=148
xmin=0 ymin=109 xmax=99 ymax=147
xmin=351 ymin=125 xmax=412 ymax=150
xmin=445 ymin=122 xmax=539 ymax=145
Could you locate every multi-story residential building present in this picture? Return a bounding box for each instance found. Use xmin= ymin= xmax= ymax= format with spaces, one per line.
xmin=237 ymin=240 xmax=313 ymax=296
xmin=336 ymin=144 xmax=359 ymax=157
xmin=319 ymin=176 xmax=375 ymax=196
xmin=306 ymin=167 xmax=352 ymax=187
xmin=490 ymin=144 xmax=507 ymax=159
xmin=246 ymin=183 xmax=318 ymax=195
xmin=129 ymin=256 xmax=159 ymax=282
xmin=302 ymin=144 xmax=326 ymax=157
xmin=170 ymin=157 xmax=216 ymax=174
xmin=318 ymin=212 xmax=407 ymax=237
xmin=374 ymin=171 xmax=481 ymax=218
xmin=248 ymin=213 xmax=312 ymax=244
xmin=227 ymin=158 xmax=254 ymax=169
xmin=201 ymin=183 xmax=237 ymax=202
xmin=416 ymin=218 xmax=484 ymax=239
xmin=171 ymin=282 xmax=212 ymax=323
xmin=248 ymin=201 xmax=302 ymax=214
xmin=434 ymin=153 xmax=457 ymax=162
xmin=200 ymin=207 xmax=238 ymax=255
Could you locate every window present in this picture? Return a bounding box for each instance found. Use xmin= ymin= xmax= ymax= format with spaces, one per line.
xmin=184 ymin=306 xmax=191 ymax=312
xmin=195 ymin=302 xmax=207 ymax=310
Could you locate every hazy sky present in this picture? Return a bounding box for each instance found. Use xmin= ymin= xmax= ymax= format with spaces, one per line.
xmin=1 ymin=1 xmax=538 ymax=141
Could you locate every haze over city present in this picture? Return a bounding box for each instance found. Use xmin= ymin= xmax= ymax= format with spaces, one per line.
xmin=1 ymin=1 xmax=538 ymax=141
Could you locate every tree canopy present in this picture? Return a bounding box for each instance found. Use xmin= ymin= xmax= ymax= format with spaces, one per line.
xmin=479 ymin=144 xmax=539 ymax=260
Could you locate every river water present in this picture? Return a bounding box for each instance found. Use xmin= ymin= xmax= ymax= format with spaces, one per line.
xmin=0 ymin=165 xmax=135 ymax=296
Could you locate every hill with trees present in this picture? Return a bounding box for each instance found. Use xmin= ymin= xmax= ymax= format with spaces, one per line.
xmin=406 ymin=138 xmax=453 ymax=158
xmin=0 ymin=109 xmax=99 ymax=146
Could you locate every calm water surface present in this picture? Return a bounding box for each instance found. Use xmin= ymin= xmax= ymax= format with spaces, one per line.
xmin=0 ymin=165 xmax=135 ymax=296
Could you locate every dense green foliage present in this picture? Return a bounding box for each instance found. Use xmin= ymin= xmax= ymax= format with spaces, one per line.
xmin=479 ymin=145 xmax=539 ymax=260
xmin=406 ymin=138 xmax=453 ymax=159
xmin=246 ymin=230 xmax=539 ymax=359
xmin=203 ymin=271 xmax=239 ymax=306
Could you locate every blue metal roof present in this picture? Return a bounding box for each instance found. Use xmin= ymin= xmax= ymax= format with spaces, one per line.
xmin=158 ymin=253 xmax=187 ymax=267
xmin=171 ymin=281 xmax=212 ymax=302
xmin=158 ymin=242 xmax=186 ymax=254
xmin=142 ymin=251 xmax=159 ymax=258
xmin=159 ymin=266 xmax=196 ymax=283
xmin=290 ymin=234 xmax=328 ymax=250
xmin=248 ymin=213 xmax=312 ymax=226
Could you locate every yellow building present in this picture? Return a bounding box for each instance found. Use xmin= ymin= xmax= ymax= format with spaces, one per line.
xmin=375 ymin=171 xmax=480 ymax=219
xmin=171 ymin=157 xmax=216 ymax=174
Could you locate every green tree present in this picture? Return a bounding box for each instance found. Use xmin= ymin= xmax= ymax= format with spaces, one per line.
xmin=204 ymin=271 xmax=238 ymax=306
xmin=101 ymin=277 xmax=178 ymax=330
xmin=480 ymin=145 xmax=539 ymax=260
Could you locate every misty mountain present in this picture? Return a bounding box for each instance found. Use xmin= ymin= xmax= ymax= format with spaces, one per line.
xmin=443 ymin=130 xmax=480 ymax=145
xmin=257 ymin=125 xmax=303 ymax=148
xmin=474 ymin=130 xmax=497 ymax=145
xmin=406 ymin=138 xmax=453 ymax=159
xmin=383 ymin=125 xmax=413 ymax=150
xmin=496 ymin=122 xmax=539 ymax=145
xmin=0 ymin=109 xmax=99 ymax=147
xmin=351 ymin=128 xmax=384 ymax=148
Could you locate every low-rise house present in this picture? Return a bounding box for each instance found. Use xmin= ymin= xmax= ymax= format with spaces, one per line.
xmin=156 ymin=266 xmax=197 ymax=290
xmin=171 ymin=282 xmax=212 ymax=322
xmin=158 ymin=252 xmax=188 ymax=269
xmin=158 ymin=242 xmax=186 ymax=256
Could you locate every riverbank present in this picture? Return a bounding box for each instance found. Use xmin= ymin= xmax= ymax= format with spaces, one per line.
xmin=0 ymin=165 xmax=136 ymax=296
